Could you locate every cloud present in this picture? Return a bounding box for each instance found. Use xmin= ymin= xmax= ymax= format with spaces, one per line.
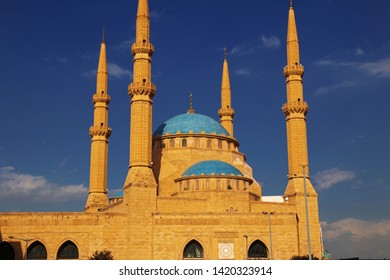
xmin=0 ymin=166 xmax=87 ymax=203
xmin=113 ymin=39 xmax=133 ymax=53
xmin=322 ymin=218 xmax=390 ymax=259
xmin=229 ymin=43 xmax=255 ymax=56
xmin=235 ymin=68 xmax=250 ymax=76
xmin=313 ymin=80 xmax=359 ymax=96
xmin=316 ymin=57 xmax=390 ymax=78
xmin=260 ymin=35 xmax=280 ymax=49
xmin=56 ymin=56 xmax=69 ymax=64
xmin=313 ymin=167 xmax=356 ymax=190
xmin=355 ymin=47 xmax=364 ymax=56
xmin=82 ymin=63 xmax=132 ymax=79
xmin=108 ymin=63 xmax=132 ymax=79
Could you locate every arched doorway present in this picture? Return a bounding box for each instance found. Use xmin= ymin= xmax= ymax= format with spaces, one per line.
xmin=0 ymin=242 xmax=15 ymax=260
xmin=183 ymin=240 xmax=204 ymax=259
xmin=248 ymin=240 xmax=268 ymax=259
xmin=27 ymin=241 xmax=47 ymax=260
xmin=57 ymin=241 xmax=79 ymax=259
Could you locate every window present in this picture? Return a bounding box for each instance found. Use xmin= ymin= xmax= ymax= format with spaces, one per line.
xmin=183 ymin=240 xmax=203 ymax=259
xmin=170 ymin=139 xmax=175 ymax=148
xmin=206 ymin=180 xmax=210 ymax=190
xmin=27 ymin=241 xmax=47 ymax=260
xmin=182 ymin=138 xmax=187 ymax=147
xmin=218 ymin=140 xmax=222 ymax=149
xmin=0 ymin=242 xmax=15 ymax=260
xmin=57 ymin=241 xmax=79 ymax=259
xmin=248 ymin=240 xmax=268 ymax=259
xmin=207 ymin=139 xmax=212 ymax=149
xmin=236 ymin=180 xmax=240 ymax=190
xmin=195 ymin=180 xmax=199 ymax=190
xmin=216 ymin=180 xmax=221 ymax=190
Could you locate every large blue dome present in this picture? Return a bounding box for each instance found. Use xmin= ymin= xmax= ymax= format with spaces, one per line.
xmin=153 ymin=113 xmax=230 ymax=137
xmin=182 ymin=160 xmax=243 ymax=177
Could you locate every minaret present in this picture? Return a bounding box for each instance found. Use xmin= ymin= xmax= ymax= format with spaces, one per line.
xmin=218 ymin=48 xmax=235 ymax=137
xmin=124 ymin=0 xmax=157 ymax=188
xmin=124 ymin=0 xmax=157 ymax=260
xmin=282 ymin=1 xmax=315 ymax=195
xmin=85 ymin=32 xmax=111 ymax=212
xmin=282 ymin=1 xmax=321 ymax=258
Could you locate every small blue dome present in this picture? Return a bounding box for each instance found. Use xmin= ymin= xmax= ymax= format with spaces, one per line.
xmin=153 ymin=113 xmax=230 ymax=137
xmin=182 ymin=160 xmax=243 ymax=177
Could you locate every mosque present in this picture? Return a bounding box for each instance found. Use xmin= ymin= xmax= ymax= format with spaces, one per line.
xmin=0 ymin=0 xmax=322 ymax=260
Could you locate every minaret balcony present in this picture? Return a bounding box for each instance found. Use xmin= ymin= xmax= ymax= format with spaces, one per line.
xmin=131 ymin=42 xmax=154 ymax=56
xmin=92 ymin=93 xmax=111 ymax=103
xmin=283 ymin=64 xmax=304 ymax=77
xmin=128 ymin=82 xmax=156 ymax=97
xmin=218 ymin=107 xmax=235 ymax=117
xmin=89 ymin=126 xmax=112 ymax=137
xmin=282 ymin=100 xmax=308 ymax=115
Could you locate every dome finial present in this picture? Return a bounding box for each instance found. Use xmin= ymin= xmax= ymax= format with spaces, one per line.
xmin=102 ymin=26 xmax=106 ymax=43
xmin=187 ymin=92 xmax=196 ymax=114
xmin=290 ymin=0 xmax=293 ymax=8
xmin=224 ymin=47 xmax=227 ymax=60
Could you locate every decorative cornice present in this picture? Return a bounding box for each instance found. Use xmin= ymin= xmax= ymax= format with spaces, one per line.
xmin=128 ymin=82 xmax=156 ymax=98
xmin=218 ymin=107 xmax=235 ymax=118
xmin=283 ymin=64 xmax=304 ymax=77
xmin=131 ymin=42 xmax=154 ymax=56
xmin=92 ymin=93 xmax=111 ymax=103
xmin=282 ymin=101 xmax=308 ymax=116
xmin=89 ymin=126 xmax=112 ymax=137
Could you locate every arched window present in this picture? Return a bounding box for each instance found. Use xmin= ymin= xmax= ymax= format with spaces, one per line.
xmin=0 ymin=242 xmax=15 ymax=260
xmin=170 ymin=139 xmax=175 ymax=148
xmin=57 ymin=241 xmax=79 ymax=260
xmin=236 ymin=180 xmax=240 ymax=190
xmin=206 ymin=180 xmax=210 ymax=190
xmin=216 ymin=180 xmax=221 ymax=190
xmin=248 ymin=240 xmax=268 ymax=259
xmin=218 ymin=140 xmax=222 ymax=149
xmin=195 ymin=180 xmax=199 ymax=190
xmin=182 ymin=138 xmax=187 ymax=147
xmin=183 ymin=240 xmax=203 ymax=259
xmin=27 ymin=241 xmax=47 ymax=260
xmin=207 ymin=139 xmax=212 ymax=149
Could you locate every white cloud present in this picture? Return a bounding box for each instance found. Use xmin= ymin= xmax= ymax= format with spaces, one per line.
xmin=313 ymin=167 xmax=356 ymax=190
xmin=82 ymin=63 xmax=132 ymax=79
xmin=113 ymin=39 xmax=133 ymax=53
xmin=313 ymin=80 xmax=359 ymax=96
xmin=56 ymin=56 xmax=69 ymax=64
xmin=355 ymin=47 xmax=364 ymax=56
xmin=358 ymin=58 xmax=390 ymax=77
xmin=235 ymin=68 xmax=250 ymax=76
xmin=316 ymin=57 xmax=390 ymax=78
xmin=108 ymin=63 xmax=132 ymax=79
xmin=260 ymin=35 xmax=280 ymax=49
xmin=0 ymin=166 xmax=87 ymax=202
xmin=229 ymin=43 xmax=255 ymax=56
xmin=322 ymin=218 xmax=390 ymax=259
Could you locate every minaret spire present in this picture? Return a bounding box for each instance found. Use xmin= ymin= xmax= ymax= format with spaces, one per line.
xmin=85 ymin=35 xmax=111 ymax=212
xmin=282 ymin=2 xmax=321 ymax=259
xmin=218 ymin=48 xmax=235 ymax=137
xmin=125 ymin=0 xmax=156 ymax=188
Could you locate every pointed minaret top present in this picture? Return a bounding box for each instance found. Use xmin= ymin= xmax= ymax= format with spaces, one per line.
xmin=102 ymin=27 xmax=105 ymax=43
xmin=290 ymin=0 xmax=293 ymax=8
xmin=137 ymin=0 xmax=150 ymax=18
xmin=286 ymin=0 xmax=300 ymax=66
xmin=98 ymin=35 xmax=107 ymax=75
xmin=187 ymin=92 xmax=196 ymax=114
xmin=222 ymin=49 xmax=231 ymax=90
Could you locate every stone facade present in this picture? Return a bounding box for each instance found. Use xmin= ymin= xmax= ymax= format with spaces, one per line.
xmin=0 ymin=0 xmax=322 ymax=260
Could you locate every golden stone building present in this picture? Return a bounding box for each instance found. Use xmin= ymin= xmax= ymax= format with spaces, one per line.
xmin=0 ymin=0 xmax=322 ymax=260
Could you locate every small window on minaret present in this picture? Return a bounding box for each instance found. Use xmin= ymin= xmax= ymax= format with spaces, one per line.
xmin=143 ymin=79 xmax=146 ymax=83
xmin=100 ymin=123 xmax=104 ymax=127
xmin=101 ymin=91 xmax=104 ymax=94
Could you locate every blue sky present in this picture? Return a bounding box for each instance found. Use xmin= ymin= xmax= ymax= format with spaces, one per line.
xmin=1 ymin=0 xmax=390 ymax=259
